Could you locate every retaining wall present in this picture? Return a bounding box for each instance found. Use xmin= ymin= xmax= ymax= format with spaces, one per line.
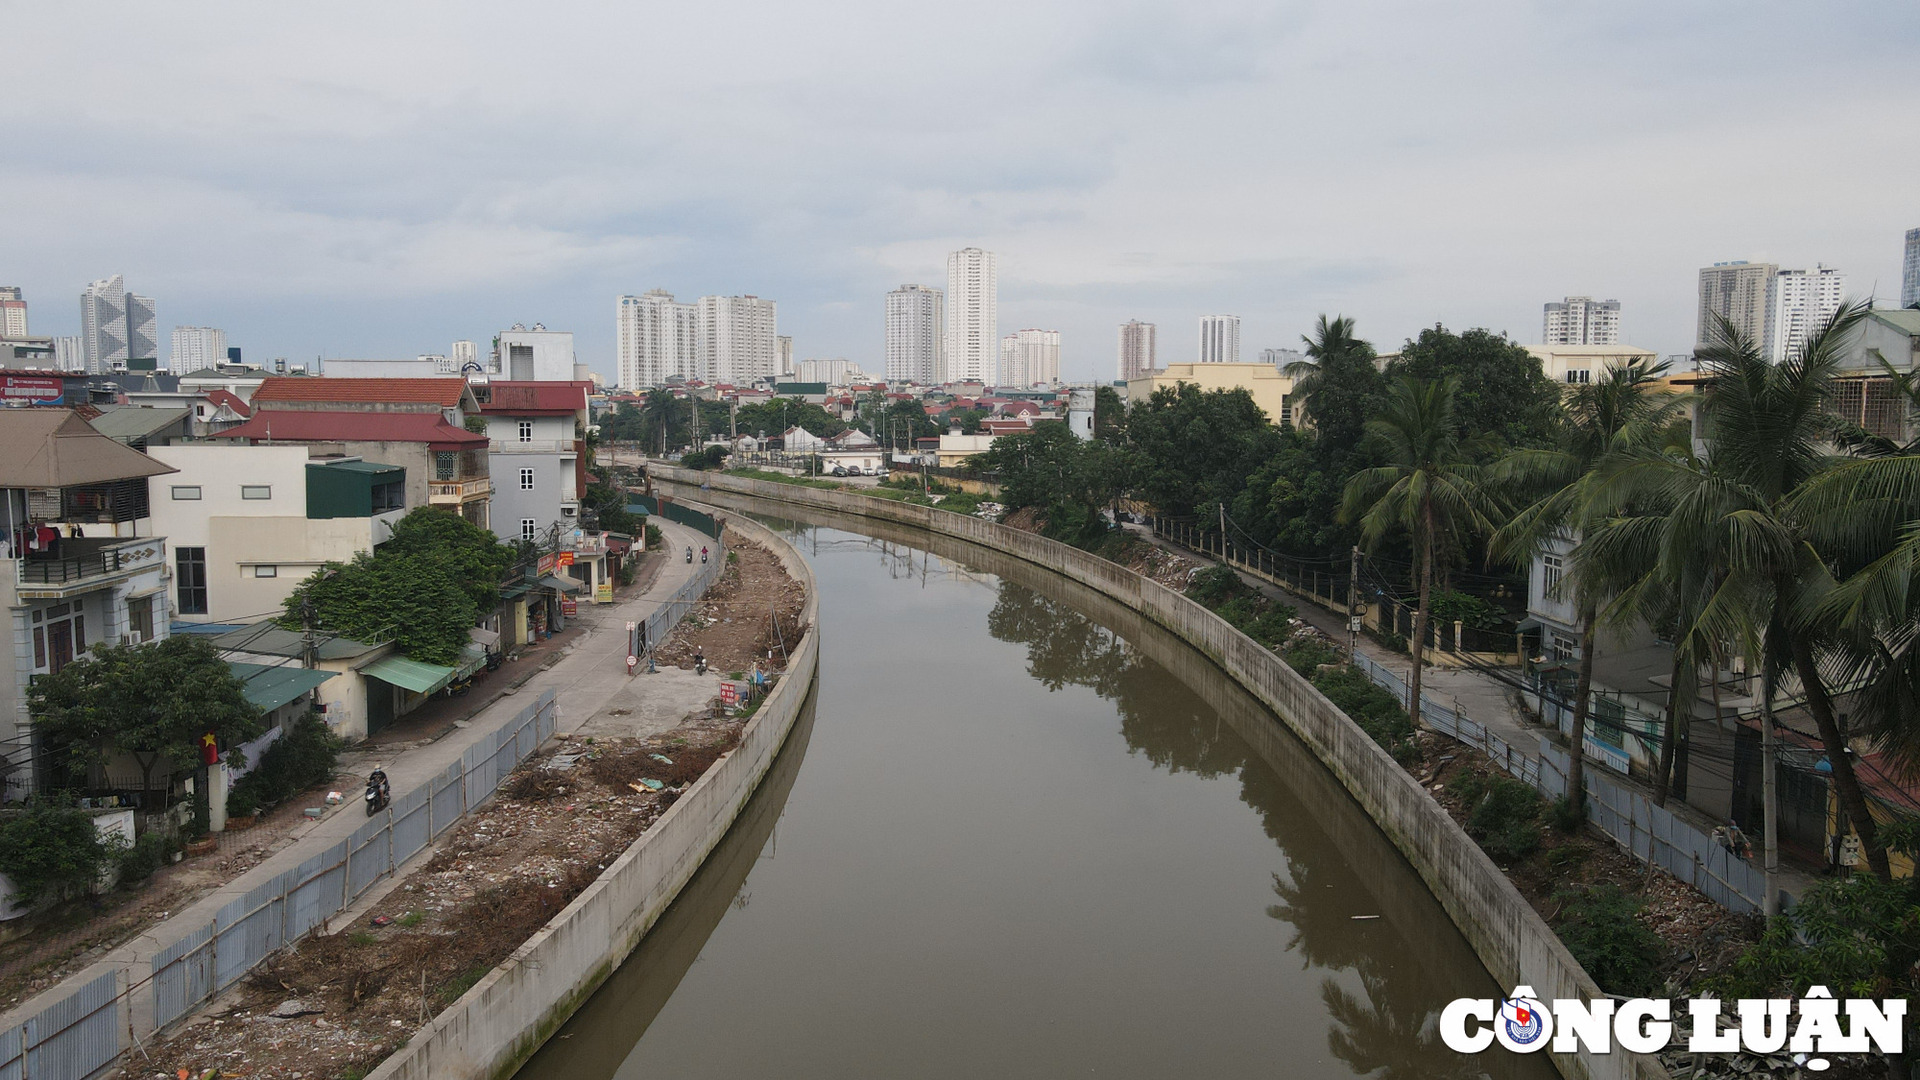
xmin=656 ymin=465 xmax=1667 ymax=1080
xmin=367 ymin=509 xmax=819 ymax=1080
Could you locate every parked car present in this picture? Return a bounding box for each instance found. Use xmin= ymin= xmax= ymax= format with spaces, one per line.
xmin=830 ymin=465 xmax=848 ymax=476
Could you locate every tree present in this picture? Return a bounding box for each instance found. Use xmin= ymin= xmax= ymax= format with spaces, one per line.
xmin=734 ymin=399 xmax=846 ymax=441
xmin=29 ymin=636 xmax=264 ymax=835
xmin=978 ymin=421 xmax=1122 ymax=547
xmin=642 ymin=389 xmax=681 ymax=455
xmin=1340 ymin=376 xmax=1501 ymax=728
xmin=943 ymin=407 xmax=987 ymax=435
xmin=1387 ymin=325 xmax=1563 ymax=451
xmin=1125 ymin=383 xmax=1284 ymax=523
xmin=1287 ymin=314 xmax=1386 ymax=451
xmin=379 ymin=508 xmax=518 ymax=614
xmin=1093 ymin=385 xmax=1127 ymax=444
xmin=1489 ymin=359 xmax=1683 ymax=808
xmin=281 ymin=549 xmax=479 ymax=666
xmin=0 ymin=799 xmax=119 ymax=907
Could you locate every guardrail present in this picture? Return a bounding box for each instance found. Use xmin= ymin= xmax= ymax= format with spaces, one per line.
xmin=14 ymin=537 xmax=165 ymax=586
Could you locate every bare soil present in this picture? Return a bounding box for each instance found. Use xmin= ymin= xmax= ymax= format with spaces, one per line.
xmin=654 ymin=532 xmax=807 ymax=675
xmin=111 ymin=718 xmax=745 ymax=1080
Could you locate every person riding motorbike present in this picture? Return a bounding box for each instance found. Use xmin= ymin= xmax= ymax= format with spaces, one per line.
xmin=693 ymin=648 xmax=708 ymax=676
xmin=685 ymin=545 xmax=693 ymax=563
xmin=701 ymin=545 xmax=709 ymax=563
xmin=364 ymin=767 xmax=391 ymax=816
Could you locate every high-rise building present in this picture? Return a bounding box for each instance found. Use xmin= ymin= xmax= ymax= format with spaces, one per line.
xmin=0 ymin=287 xmax=25 ymax=338
xmin=169 ymin=326 xmax=228 ymax=374
xmin=999 ymin=329 xmax=1060 ymax=387
xmin=1199 ymin=315 xmax=1240 ymax=363
xmin=885 ymin=284 xmax=944 ymax=384
xmin=451 ymin=340 xmax=479 ymax=372
xmin=81 ymin=274 xmax=156 ymax=374
xmin=53 ymin=336 xmax=81 ymax=369
xmin=1901 ymin=228 xmax=1919 ymax=310
xmin=1697 ymin=262 xmax=1777 ymax=350
xmin=1768 ymin=265 xmax=1846 ymax=363
xmin=1542 ymin=296 xmax=1621 ymax=345
xmin=1118 ymin=320 xmax=1156 ymax=380
xmin=944 ymin=248 xmax=997 ymax=384
xmin=616 ymin=289 xmax=700 ymax=388
xmin=794 ymin=358 xmax=864 ymax=385
xmin=777 ymin=335 xmax=794 ymax=376
xmin=698 ymin=295 xmax=778 ymax=386
xmin=1260 ymin=347 xmax=1304 ymax=369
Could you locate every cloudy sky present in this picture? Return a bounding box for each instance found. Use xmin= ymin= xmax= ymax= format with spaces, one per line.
xmin=5 ymin=1 xmax=1917 ymax=383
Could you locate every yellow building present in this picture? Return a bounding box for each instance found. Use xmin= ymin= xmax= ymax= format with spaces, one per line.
xmin=1523 ymin=344 xmax=1662 ymax=387
xmin=1124 ymin=362 xmax=1298 ymax=427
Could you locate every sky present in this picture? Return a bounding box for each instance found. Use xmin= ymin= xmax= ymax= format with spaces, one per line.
xmin=4 ymin=0 xmax=1918 ymax=385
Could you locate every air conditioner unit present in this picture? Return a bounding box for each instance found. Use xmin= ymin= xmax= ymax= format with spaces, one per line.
xmin=122 ymin=631 xmax=144 ymax=646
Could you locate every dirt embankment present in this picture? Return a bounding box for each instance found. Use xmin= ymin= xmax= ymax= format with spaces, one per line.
xmin=654 ymin=532 xmax=807 ymax=674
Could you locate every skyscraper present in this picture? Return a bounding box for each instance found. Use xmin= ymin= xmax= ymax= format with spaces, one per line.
xmin=698 ymin=295 xmax=779 ymax=386
xmin=169 ymin=326 xmax=228 ymax=374
xmin=1000 ymin=329 xmax=1060 ymax=387
xmin=616 ymin=289 xmax=700 ymax=388
xmin=451 ymin=340 xmax=479 ymax=372
xmin=1768 ymin=265 xmax=1845 ymax=363
xmin=885 ymin=284 xmax=944 ymax=384
xmin=1118 ymin=320 xmax=1156 ymax=380
xmin=0 ymin=287 xmax=25 ymax=338
xmin=1902 ymin=228 xmax=1919 ymax=309
xmin=1260 ymin=347 xmax=1304 ymax=369
xmin=777 ymin=335 xmax=794 ymax=376
xmin=1697 ymin=262 xmax=1777 ymax=351
xmin=944 ymin=248 xmax=997 ymax=384
xmin=1542 ymin=296 xmax=1621 ymax=345
xmin=81 ymin=274 xmax=156 ymax=374
xmin=1198 ymin=315 xmax=1240 ymax=363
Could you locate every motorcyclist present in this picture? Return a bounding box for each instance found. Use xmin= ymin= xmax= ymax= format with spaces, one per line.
xmin=685 ymin=545 xmax=693 ymax=563
xmin=693 ymin=648 xmax=708 ymax=675
xmin=701 ymin=545 xmax=709 ymax=563
xmin=364 ymin=767 xmax=391 ymax=816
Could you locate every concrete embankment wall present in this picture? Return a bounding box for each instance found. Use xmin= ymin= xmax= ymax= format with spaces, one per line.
xmin=658 ymin=466 xmax=1665 ymax=1080
xmin=367 ymin=511 xmax=819 ymax=1080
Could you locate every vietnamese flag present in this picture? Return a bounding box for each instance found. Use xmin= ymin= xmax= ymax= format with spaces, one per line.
xmin=200 ymin=733 xmax=219 ymax=766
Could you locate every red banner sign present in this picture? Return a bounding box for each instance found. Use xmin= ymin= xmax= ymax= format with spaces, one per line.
xmin=0 ymin=374 xmax=64 ymax=405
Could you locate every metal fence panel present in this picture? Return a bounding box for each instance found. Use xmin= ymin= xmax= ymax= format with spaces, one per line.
xmin=430 ymin=766 xmax=464 ymax=838
xmin=284 ymin=840 xmax=349 ymax=939
xmin=392 ymin=786 xmax=432 ymax=865
xmin=24 ymin=969 xmax=121 ymax=1080
xmin=152 ymin=923 xmax=214 ymax=1030
xmin=0 ymin=1024 xmax=20 ymax=1080
xmin=347 ymin=821 xmax=391 ymax=901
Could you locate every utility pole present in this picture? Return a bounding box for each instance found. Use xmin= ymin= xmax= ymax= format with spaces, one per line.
xmin=300 ymin=597 xmax=319 ymax=671
xmin=1347 ymin=545 xmax=1362 ymax=661
xmin=730 ymin=398 xmax=738 ymax=441
xmin=1218 ymin=503 xmax=1228 ymax=562
xmin=1761 ymin=693 xmax=1780 ymax=915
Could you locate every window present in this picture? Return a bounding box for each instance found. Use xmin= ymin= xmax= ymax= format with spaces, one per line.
xmin=126 ymin=596 xmax=154 ymax=642
xmin=1541 ymin=552 xmax=1565 ymax=598
xmin=521 ymin=518 xmax=538 ymax=543
xmin=371 ymin=480 xmax=405 ymax=513
xmin=435 ymin=452 xmax=457 ymax=481
xmin=241 ymin=485 xmax=271 ymax=500
xmin=176 ymin=547 xmax=208 ymax=615
xmin=520 ymin=468 xmax=535 ymax=491
xmin=1565 ymin=370 xmax=1591 ymax=385
xmin=171 ymin=485 xmax=202 ymax=500
xmin=518 ymin=420 xmax=533 ymax=442
xmin=254 ymin=565 xmax=277 ymax=578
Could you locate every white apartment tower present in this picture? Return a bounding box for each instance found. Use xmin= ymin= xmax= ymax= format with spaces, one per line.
xmin=944 ymin=248 xmax=997 ymax=384
xmin=1901 ymin=228 xmax=1919 ymax=310
xmin=0 ymin=287 xmax=25 ymax=338
xmin=885 ymin=284 xmax=944 ymax=384
xmin=699 ymin=295 xmax=778 ymax=386
xmin=1542 ymin=297 xmax=1621 ymax=345
xmin=616 ymin=290 xmax=700 ymax=389
xmin=1198 ymin=315 xmax=1240 ymax=363
xmin=1768 ymin=265 xmax=1846 ymax=363
xmin=451 ymin=340 xmax=479 ymax=372
xmin=169 ymin=326 xmax=228 ymax=374
xmin=777 ymin=335 xmax=794 ymax=377
xmin=1118 ymin=320 xmax=1156 ymax=380
xmin=80 ymin=275 xmax=157 ymax=374
xmin=1697 ymin=262 xmax=1778 ymax=350
xmin=999 ymin=329 xmax=1061 ymax=388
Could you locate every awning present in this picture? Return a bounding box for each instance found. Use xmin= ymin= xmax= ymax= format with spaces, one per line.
xmin=468 ymin=626 xmax=500 ymax=649
xmin=498 ymin=582 xmax=533 ymax=600
xmin=226 ymin=662 xmax=336 ymax=712
xmin=453 ymin=642 xmax=489 ymax=679
xmin=360 ymin=655 xmax=456 ymax=695
xmin=539 ymin=574 xmax=584 ymax=594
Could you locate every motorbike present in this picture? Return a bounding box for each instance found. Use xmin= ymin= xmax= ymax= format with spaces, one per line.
xmin=444 ymin=673 xmax=474 ymax=697
xmin=685 ymin=546 xmax=693 ymax=563
xmin=365 ymin=769 xmax=391 ymax=816
xmin=694 ymin=654 xmax=708 ymax=676
xmin=701 ymin=547 xmax=709 ymax=564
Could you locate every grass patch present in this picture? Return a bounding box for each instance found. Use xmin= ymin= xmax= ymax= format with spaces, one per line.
xmin=724 ymin=468 xmax=843 ymax=490
xmin=1551 ymin=885 xmax=1667 ymax=996
xmin=396 ymin=910 xmax=424 ymax=929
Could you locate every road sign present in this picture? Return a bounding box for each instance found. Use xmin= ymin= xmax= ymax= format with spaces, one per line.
xmin=627 ymin=655 xmax=639 ymax=667
xmin=719 ymin=681 xmax=740 ymax=706
xmin=625 ymin=621 xmax=637 ymax=633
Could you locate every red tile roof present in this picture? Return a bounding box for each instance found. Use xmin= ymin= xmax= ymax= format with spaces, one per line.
xmin=252 ymin=377 xmax=469 ymax=406
xmin=211 ymin=409 xmax=486 ymax=449
xmin=204 ymin=389 xmax=251 ymax=417
xmin=477 ymin=381 xmax=590 ymax=415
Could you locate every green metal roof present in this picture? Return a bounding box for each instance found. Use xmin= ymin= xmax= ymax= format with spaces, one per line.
xmin=539 ymin=574 xmax=584 ymax=594
xmin=452 ymin=642 xmax=489 ymax=679
xmin=1870 ymin=308 xmax=1920 ymax=335
xmin=311 ymin=459 xmax=404 ymax=476
xmin=225 ymin=661 xmax=336 ymax=712
xmin=360 ymin=655 xmax=455 ymax=695
xmin=88 ymin=406 xmax=192 ymax=442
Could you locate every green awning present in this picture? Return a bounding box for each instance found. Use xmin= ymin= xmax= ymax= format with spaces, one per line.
xmin=226 ymin=662 xmax=336 ymax=712
xmin=499 ymin=582 xmax=533 ymax=600
xmin=360 ymin=655 xmax=456 ymax=695
xmin=452 ymin=642 xmax=489 ymax=679
xmin=539 ymin=574 xmax=584 ymax=594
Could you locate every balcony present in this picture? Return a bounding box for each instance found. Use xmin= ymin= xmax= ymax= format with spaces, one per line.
xmin=13 ymin=536 xmax=167 ymax=597
xmin=428 ymin=477 xmax=493 ymax=505
xmin=488 ymin=439 xmax=576 ymax=454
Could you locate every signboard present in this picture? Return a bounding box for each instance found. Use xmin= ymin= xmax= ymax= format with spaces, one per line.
xmin=557 ymin=551 xmax=575 ymax=567
xmin=561 ymin=598 xmax=579 ymax=616
xmin=0 ymin=374 xmax=64 ymax=406
xmin=537 ymin=552 xmax=557 ymax=576
xmin=595 ymin=583 xmax=614 ymax=603
xmin=719 ymin=681 xmax=740 ymax=706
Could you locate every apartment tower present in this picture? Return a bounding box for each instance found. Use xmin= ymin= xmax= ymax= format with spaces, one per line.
xmin=616 ymin=289 xmax=700 ymax=388
xmin=885 ymin=284 xmax=944 ymax=384
xmin=0 ymin=287 xmax=24 ymax=338
xmin=1198 ymin=315 xmax=1240 ymax=363
xmin=1118 ymin=320 xmax=1156 ymax=380
xmin=1542 ymin=296 xmax=1621 ymax=345
xmin=169 ymin=326 xmax=228 ymax=374
xmin=699 ymin=295 xmax=779 ymax=386
xmin=944 ymin=248 xmax=997 ymax=384
xmin=1901 ymin=228 xmax=1919 ymax=310
xmin=80 ymin=274 xmax=157 ymax=374
xmin=999 ymin=329 xmax=1060 ymax=388
xmin=1768 ymin=265 xmax=1845 ymax=363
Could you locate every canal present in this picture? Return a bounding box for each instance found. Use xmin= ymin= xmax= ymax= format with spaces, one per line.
xmin=518 ymin=519 xmax=1551 ymax=1080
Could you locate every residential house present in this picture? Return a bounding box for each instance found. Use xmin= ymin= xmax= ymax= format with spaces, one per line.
xmin=210 ymin=623 xmax=472 ymax=742
xmin=87 ymin=405 xmax=192 ymax=449
xmin=0 ymin=410 xmax=175 ymax=789
xmin=146 ymin=444 xmax=408 ymax=625
xmin=472 ymin=380 xmax=591 ymax=546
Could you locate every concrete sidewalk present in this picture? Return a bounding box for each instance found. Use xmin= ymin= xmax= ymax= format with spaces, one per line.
xmin=0 ymin=518 xmax=721 ymax=1039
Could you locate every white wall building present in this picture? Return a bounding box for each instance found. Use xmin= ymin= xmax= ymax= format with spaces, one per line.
xmin=777 ymin=335 xmax=794 ymax=376
xmin=794 ymin=358 xmax=865 ymax=385
xmin=999 ymin=329 xmax=1060 ymax=388
xmin=1199 ymin=315 xmax=1240 ymax=363
xmin=1118 ymin=320 xmax=1156 ymax=380
xmin=944 ymin=248 xmax=997 ymax=384
xmin=0 ymin=287 xmax=25 ymax=339
xmin=616 ymin=289 xmax=700 ymax=389
xmin=1260 ymin=347 xmax=1303 ymax=369
xmin=169 ymin=326 xmax=228 ymax=375
xmin=698 ymin=295 xmax=778 ymax=386
xmin=452 ymin=340 xmax=479 ymax=373
xmin=886 ymin=284 xmax=944 ymax=384
xmin=1542 ymin=297 xmax=1621 ymax=345
xmin=1697 ymin=261 xmax=1777 ymax=350
xmin=496 ymin=324 xmax=577 ymax=381
xmin=81 ymin=275 xmax=157 ymax=374
xmin=1768 ymin=265 xmax=1846 ymax=363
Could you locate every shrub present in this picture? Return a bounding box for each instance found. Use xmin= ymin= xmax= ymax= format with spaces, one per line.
xmin=644 ymin=523 xmax=664 ymax=550
xmin=1313 ymin=664 xmax=1413 ymax=751
xmin=1552 ymin=885 xmax=1667 ymax=996
xmin=119 ymin=831 xmax=173 ymax=884
xmin=1452 ymin=774 xmax=1545 ymax=863
xmin=227 ymin=714 xmax=343 ymax=816
xmin=0 ymin=799 xmax=117 ymax=906
xmin=1282 ymin=636 xmax=1342 ymax=677
xmin=1186 ymin=564 xmax=1248 ymax=607
xmin=1547 ymin=795 xmax=1585 ymax=833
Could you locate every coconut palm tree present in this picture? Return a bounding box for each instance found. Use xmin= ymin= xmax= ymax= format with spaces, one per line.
xmin=1489 ymin=360 xmax=1684 ymax=808
xmin=1340 ymin=376 xmax=1502 ymax=728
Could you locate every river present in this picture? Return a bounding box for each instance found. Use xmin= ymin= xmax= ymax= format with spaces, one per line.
xmin=517 ymin=518 xmax=1551 ymax=1080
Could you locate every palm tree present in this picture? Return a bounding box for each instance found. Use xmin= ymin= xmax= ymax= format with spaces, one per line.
xmin=1341 ymin=376 xmax=1501 ymax=728
xmin=1286 ymin=314 xmax=1380 ymax=442
xmin=1489 ymin=360 xmax=1684 ymax=808
xmin=641 ymin=389 xmax=679 ymax=456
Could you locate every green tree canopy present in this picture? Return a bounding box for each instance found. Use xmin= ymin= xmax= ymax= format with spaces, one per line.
xmin=734 ymin=399 xmax=846 ymax=440
xmin=281 ymin=549 xmax=479 ymax=666
xmin=379 ymin=508 xmax=518 ymax=613
xmin=979 ymin=421 xmax=1124 ymax=547
xmin=1126 ymin=383 xmax=1284 ymax=521
xmin=1387 ymin=325 xmax=1562 ymax=451
xmin=29 ymin=636 xmax=264 ymax=796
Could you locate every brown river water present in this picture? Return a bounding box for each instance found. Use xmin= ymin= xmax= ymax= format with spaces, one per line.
xmin=516 ymin=516 xmax=1553 ymax=1080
